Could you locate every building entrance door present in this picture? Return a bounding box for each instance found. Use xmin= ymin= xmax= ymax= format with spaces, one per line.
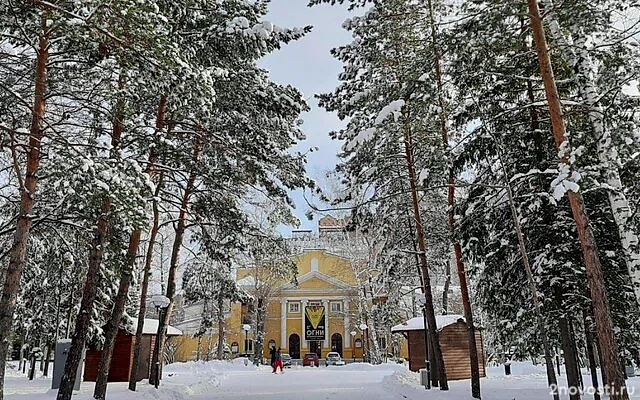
xmin=331 ymin=333 xmax=343 ymax=357
xmin=288 ymin=334 xmax=300 ymax=359
xmin=309 ymin=340 xmax=322 ymax=357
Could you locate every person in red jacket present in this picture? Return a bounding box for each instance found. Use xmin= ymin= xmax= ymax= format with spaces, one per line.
xmin=273 ymin=347 xmax=284 ymax=374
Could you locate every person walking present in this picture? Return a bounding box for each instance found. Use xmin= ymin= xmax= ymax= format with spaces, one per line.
xmin=269 ymin=345 xmax=276 ymax=370
xmin=273 ymin=347 xmax=284 ymax=374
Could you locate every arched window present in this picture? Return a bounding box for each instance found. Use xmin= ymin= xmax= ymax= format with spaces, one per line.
xmin=355 ymin=338 xmax=363 ymax=348
xmin=231 ymin=342 xmax=239 ymax=354
xmin=331 ymin=333 xmax=343 ymax=357
xmin=268 ymin=339 xmax=276 ymax=349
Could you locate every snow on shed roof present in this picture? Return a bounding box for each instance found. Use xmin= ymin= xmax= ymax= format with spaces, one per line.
xmin=391 ymin=315 xmax=465 ymax=333
xmin=236 ymin=276 xmax=256 ymax=286
xmin=128 ymin=318 xmax=182 ymax=336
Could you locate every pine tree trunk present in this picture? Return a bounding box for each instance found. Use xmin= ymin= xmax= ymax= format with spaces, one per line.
xmin=402 ymin=114 xmax=448 ymax=390
xmin=128 ymin=172 xmax=164 ymax=390
xmin=92 ymin=232 xmax=141 ymax=400
xmin=500 ymin=151 xmax=559 ymax=399
xmin=400 ymin=178 xmax=436 ymax=386
xmin=95 ymin=95 xmax=166 ymax=399
xmin=0 ymin=15 xmax=49 ymax=400
xmin=583 ymin=310 xmax=601 ymax=400
xmin=596 ymin=332 xmax=608 ymax=387
xmin=57 ymin=199 xmax=111 ymax=400
xmin=527 ymin=2 xmax=628 ymax=398
xmin=555 ymin=288 xmax=581 ymax=400
xmin=150 ymin=140 xmax=200 ymax=386
xmin=542 ymin=0 xmax=640 ymax=304
xmin=56 ymin=75 xmax=126 ymax=400
xmin=424 ymin=0 xmax=478 ymax=392
xmin=441 ymin=262 xmax=450 ymax=315
xmin=217 ymin=296 xmax=224 ymax=360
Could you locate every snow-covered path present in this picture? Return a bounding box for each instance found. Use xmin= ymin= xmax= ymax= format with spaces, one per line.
xmin=188 ymin=365 xmax=403 ymax=400
xmin=5 ymin=360 xmax=640 ymax=400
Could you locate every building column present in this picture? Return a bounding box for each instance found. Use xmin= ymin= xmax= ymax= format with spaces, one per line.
xmin=343 ymin=298 xmax=350 ymax=348
xmin=323 ymin=299 xmax=330 ymax=348
xmin=301 ymin=299 xmax=308 ymax=349
xmin=280 ymin=299 xmax=287 ymax=349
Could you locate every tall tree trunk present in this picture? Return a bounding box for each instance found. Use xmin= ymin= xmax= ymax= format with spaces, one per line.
xmin=402 ymin=113 xmax=448 ymax=390
xmin=555 ymin=288 xmax=581 ymax=400
xmin=399 ymin=167 xmax=436 ymax=386
xmin=217 ymin=295 xmax=225 ymax=360
xmin=0 ymin=15 xmax=49 ymax=400
xmin=56 ymin=75 xmax=126 ymax=400
xmin=92 ymin=231 xmax=141 ymax=400
xmin=527 ymin=2 xmax=628 ymax=398
xmin=128 ymin=172 xmax=164 ymax=390
xmin=583 ymin=310 xmax=601 ymax=400
xmin=498 ymin=149 xmax=559 ymax=399
xmin=94 ymin=95 xmax=166 ymax=399
xmin=424 ymin=0 xmax=478 ymax=392
xmin=441 ymin=261 xmax=450 ymax=315
xmin=541 ymin=0 xmax=640 ymax=304
xmin=150 ymin=140 xmax=200 ymax=386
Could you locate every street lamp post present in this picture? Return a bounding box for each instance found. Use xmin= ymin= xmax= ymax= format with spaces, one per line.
xmin=359 ymin=323 xmax=368 ymax=363
xmin=150 ymin=294 xmax=170 ymax=389
xmin=242 ymin=324 xmax=251 ymax=366
xmin=416 ymin=294 xmax=431 ymax=389
xmin=350 ymin=331 xmax=356 ymax=363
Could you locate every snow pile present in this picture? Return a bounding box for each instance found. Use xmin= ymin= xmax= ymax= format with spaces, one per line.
xmin=381 ymin=368 xmax=420 ymax=387
xmin=486 ymin=361 xmax=547 ymax=378
xmin=164 ymin=358 xmax=258 ymax=376
xmin=164 ymin=359 xmax=259 ymax=395
xmin=338 ymin=362 xmax=406 ymax=372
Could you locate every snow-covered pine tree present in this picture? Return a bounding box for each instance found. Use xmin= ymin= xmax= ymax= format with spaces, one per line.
xmin=315 ymin=0 xmax=463 ymax=388
xmin=447 ymin=1 xmax=640 ymax=397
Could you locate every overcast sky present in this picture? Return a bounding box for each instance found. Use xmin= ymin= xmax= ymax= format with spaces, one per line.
xmin=259 ymin=1 xmax=355 ymax=234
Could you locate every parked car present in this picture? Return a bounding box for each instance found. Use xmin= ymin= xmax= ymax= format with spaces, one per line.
xmin=326 ymin=352 xmax=345 ymax=366
xmin=302 ymin=352 xmax=319 ymax=367
xmin=281 ymin=353 xmax=292 ymax=368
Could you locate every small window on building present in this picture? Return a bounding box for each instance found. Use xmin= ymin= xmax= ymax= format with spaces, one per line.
xmin=288 ymin=302 xmax=300 ymax=313
xmin=311 ymin=257 xmax=319 ymax=272
xmin=355 ymin=338 xmax=363 ymax=348
xmin=330 ymin=302 xmax=342 ymax=313
xmin=308 ymin=301 xmax=322 ymax=307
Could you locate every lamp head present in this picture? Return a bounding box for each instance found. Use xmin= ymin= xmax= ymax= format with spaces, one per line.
xmin=150 ymin=294 xmax=170 ymax=309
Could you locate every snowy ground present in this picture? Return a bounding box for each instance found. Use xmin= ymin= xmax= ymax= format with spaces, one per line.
xmin=5 ymin=359 xmax=640 ymax=400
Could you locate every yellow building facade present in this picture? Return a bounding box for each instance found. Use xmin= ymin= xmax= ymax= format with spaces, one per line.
xmin=174 ymin=247 xmax=368 ymax=361
xmin=228 ymin=249 xmax=365 ymax=360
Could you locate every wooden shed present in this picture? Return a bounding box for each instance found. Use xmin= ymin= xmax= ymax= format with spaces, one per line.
xmin=391 ymin=314 xmax=485 ymax=381
xmin=83 ymin=318 xmax=182 ymax=382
